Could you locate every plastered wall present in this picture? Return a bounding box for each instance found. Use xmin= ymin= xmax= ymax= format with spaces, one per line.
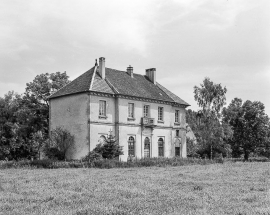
xmin=50 ymin=93 xmax=89 ymax=159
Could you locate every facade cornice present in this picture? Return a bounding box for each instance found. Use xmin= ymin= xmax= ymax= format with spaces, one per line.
xmin=89 ymin=91 xmax=115 ymax=98
xmin=52 ymin=90 xmax=188 ymax=108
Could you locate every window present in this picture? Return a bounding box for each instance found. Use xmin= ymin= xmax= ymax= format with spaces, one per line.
xmin=128 ymin=136 xmax=135 ymax=156
xmin=144 ymin=137 xmax=150 ymax=158
xmin=128 ymin=103 xmax=134 ymax=118
xmin=175 ymin=110 xmax=179 ymax=123
xmin=143 ymin=105 xmax=150 ymax=117
xmin=176 ymin=130 xmax=179 ymax=137
xmin=158 ymin=107 xmax=163 ymax=121
xmin=158 ymin=138 xmax=164 ymax=157
xmin=99 ymin=100 xmax=106 ymax=116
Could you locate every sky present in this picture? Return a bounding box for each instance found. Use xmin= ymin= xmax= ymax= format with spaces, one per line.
xmin=0 ymin=0 xmax=269 ymax=115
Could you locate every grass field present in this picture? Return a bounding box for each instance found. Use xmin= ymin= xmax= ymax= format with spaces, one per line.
xmin=0 ymin=162 xmax=270 ymax=215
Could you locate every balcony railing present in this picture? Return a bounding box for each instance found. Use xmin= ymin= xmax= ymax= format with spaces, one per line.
xmin=141 ymin=117 xmax=156 ymax=127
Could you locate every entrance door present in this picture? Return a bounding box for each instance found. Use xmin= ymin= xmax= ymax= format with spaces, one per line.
xmin=144 ymin=137 xmax=150 ymax=158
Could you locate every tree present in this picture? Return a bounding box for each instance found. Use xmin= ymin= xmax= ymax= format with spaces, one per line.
xmin=0 ymin=71 xmax=70 ymax=160
xmin=194 ymin=77 xmax=227 ymax=116
xmin=25 ymin=72 xmax=70 ymax=107
xmin=0 ymin=92 xmax=27 ymax=160
xmin=93 ymin=132 xmax=123 ymax=159
xmin=223 ymin=98 xmax=270 ymax=160
xmin=192 ymin=77 xmax=232 ymax=159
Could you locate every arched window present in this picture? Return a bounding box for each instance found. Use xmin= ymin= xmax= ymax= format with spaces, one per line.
xmin=144 ymin=137 xmax=150 ymax=158
xmin=158 ymin=138 xmax=164 ymax=157
xmin=128 ymin=136 xmax=135 ymax=156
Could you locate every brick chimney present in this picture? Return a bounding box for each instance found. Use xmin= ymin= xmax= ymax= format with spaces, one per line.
xmin=127 ymin=65 xmax=133 ymax=78
xmin=145 ymin=68 xmax=156 ymax=85
xmin=99 ymin=57 xmax=105 ymax=79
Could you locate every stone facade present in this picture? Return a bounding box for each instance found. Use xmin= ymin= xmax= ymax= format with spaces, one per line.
xmin=49 ymin=57 xmax=190 ymax=160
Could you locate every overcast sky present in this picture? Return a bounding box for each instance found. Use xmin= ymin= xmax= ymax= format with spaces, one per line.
xmin=0 ymin=0 xmax=269 ymax=115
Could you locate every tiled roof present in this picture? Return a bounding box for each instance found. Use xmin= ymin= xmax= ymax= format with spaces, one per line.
xmin=49 ymin=66 xmax=190 ymax=106
xmin=49 ymin=67 xmax=94 ymax=99
xmin=156 ymin=83 xmax=190 ymax=106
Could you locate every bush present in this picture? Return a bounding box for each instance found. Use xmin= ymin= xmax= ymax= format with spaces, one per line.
xmin=43 ymin=127 xmax=74 ymax=160
xmin=44 ymin=147 xmax=65 ymax=160
xmin=30 ymin=159 xmax=54 ymax=168
xmin=82 ymin=151 xmax=102 ymax=162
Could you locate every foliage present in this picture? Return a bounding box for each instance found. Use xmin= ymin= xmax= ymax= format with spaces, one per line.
xmin=25 ymin=72 xmax=70 ymax=106
xmin=186 ymin=137 xmax=199 ymax=158
xmin=194 ymin=77 xmax=227 ymax=116
xmin=223 ymin=98 xmax=270 ymax=160
xmin=0 ymin=157 xmax=226 ymax=169
xmin=0 ymin=72 xmax=70 ymax=160
xmin=93 ymin=133 xmax=123 ymax=159
xmin=44 ymin=127 xmax=74 ymax=160
xmin=82 ymin=151 xmax=103 ymax=162
xmin=188 ymin=77 xmax=233 ymax=159
xmin=0 ymin=92 xmax=30 ymax=160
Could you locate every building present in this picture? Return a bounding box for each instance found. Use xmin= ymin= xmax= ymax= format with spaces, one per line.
xmin=49 ymin=57 xmax=190 ymax=160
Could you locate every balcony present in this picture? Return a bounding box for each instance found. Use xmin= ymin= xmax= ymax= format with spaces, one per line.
xmin=141 ymin=117 xmax=156 ymax=127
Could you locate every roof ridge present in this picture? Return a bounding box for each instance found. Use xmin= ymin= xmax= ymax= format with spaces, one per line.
xmin=156 ymin=82 xmax=190 ymax=106
xmin=89 ymin=65 xmax=98 ymax=90
xmin=49 ymin=67 xmax=95 ymax=99
xmin=105 ymin=78 xmax=119 ymax=94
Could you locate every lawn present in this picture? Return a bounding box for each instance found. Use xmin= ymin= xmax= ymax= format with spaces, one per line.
xmin=0 ymin=162 xmax=270 ymax=215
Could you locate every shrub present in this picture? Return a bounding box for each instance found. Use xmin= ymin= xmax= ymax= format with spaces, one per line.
xmin=44 ymin=147 xmax=64 ymax=160
xmin=30 ymin=159 xmax=54 ymax=168
xmin=44 ymin=127 xmax=74 ymax=160
xmin=82 ymin=151 xmax=102 ymax=162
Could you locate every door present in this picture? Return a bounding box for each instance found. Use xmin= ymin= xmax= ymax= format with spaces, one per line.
xmin=144 ymin=137 xmax=150 ymax=158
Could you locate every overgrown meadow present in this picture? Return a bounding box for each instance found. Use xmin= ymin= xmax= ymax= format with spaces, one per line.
xmin=1 ymin=162 xmax=270 ymax=215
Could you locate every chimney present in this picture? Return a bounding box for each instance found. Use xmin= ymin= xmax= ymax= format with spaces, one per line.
xmin=145 ymin=68 xmax=156 ymax=85
xmin=99 ymin=57 xmax=105 ymax=79
xmin=126 ymin=65 xmax=133 ymax=78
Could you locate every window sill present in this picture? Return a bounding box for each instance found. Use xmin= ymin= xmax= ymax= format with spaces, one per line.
xmin=127 ymin=117 xmax=135 ymax=121
xmin=158 ymin=120 xmax=164 ymax=124
xmin=99 ymin=115 xmax=108 ymax=119
xmin=174 ymin=122 xmax=180 ymax=125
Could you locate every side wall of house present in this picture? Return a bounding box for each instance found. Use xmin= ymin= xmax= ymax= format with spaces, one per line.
xmin=50 ymin=93 xmax=89 ymax=159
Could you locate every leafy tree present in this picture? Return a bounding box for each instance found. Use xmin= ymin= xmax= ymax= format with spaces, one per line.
xmin=223 ymin=98 xmax=270 ymax=160
xmin=194 ymin=77 xmax=227 ymax=116
xmin=0 ymin=71 xmax=70 ymax=160
xmin=93 ymin=132 xmax=123 ymax=159
xmin=192 ymin=77 xmax=232 ymax=159
xmin=25 ymin=72 xmax=70 ymax=106
xmin=186 ymin=137 xmax=199 ymax=158
xmin=0 ymin=92 xmax=28 ymax=160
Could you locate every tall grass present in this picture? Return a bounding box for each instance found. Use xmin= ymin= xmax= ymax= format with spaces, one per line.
xmin=0 ymin=156 xmax=268 ymax=169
